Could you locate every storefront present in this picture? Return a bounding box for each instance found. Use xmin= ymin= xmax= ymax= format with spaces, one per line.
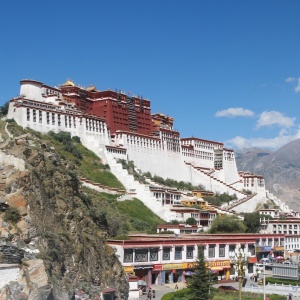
xmin=124 ymin=265 xmax=153 ymax=288
xmin=248 ymin=257 xmax=257 ymax=273
xmin=255 ymin=246 xmax=272 ymax=261
xmin=272 ymin=246 xmax=284 ymax=258
xmin=207 ymin=260 xmax=231 ymax=280
xmin=161 ymin=263 xmax=186 ymax=284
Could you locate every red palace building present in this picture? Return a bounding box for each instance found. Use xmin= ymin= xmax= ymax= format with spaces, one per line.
xmin=60 ymin=80 xmax=153 ymax=135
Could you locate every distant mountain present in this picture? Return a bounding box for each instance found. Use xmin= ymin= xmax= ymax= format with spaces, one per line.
xmin=236 ymin=139 xmax=300 ymax=211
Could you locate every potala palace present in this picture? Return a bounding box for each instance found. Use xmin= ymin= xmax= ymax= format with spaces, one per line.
xmin=6 ymin=79 xmax=291 ymax=223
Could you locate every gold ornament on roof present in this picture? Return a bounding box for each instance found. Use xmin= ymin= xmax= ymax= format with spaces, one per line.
xmin=62 ymin=79 xmax=75 ymax=87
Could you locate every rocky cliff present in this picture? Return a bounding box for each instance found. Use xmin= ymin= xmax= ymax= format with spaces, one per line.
xmin=0 ymin=122 xmax=129 ymax=299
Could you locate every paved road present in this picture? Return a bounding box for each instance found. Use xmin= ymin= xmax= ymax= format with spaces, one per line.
xmin=137 ymin=279 xmax=300 ymax=299
xmin=139 ymin=282 xmax=185 ymax=300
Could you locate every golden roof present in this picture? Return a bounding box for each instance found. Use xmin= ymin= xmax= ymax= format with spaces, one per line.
xmin=62 ymin=79 xmax=75 ymax=87
xmin=87 ymin=85 xmax=97 ymax=92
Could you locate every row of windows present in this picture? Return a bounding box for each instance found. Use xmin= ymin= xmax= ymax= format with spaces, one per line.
xmin=274 ymin=231 xmax=299 ymax=235
xmin=107 ymin=148 xmax=126 ymax=155
xmin=182 ymin=152 xmax=214 ymax=160
xmin=44 ymin=88 xmax=60 ymax=98
xmin=286 ymin=237 xmax=300 ymax=242
xmin=286 ymin=244 xmax=300 ymax=249
xmin=153 ymin=193 xmax=181 ymax=200
xmin=27 ymin=109 xmax=106 ymax=133
xmin=273 ymin=224 xmax=300 ymax=229
xmin=124 ymin=246 xmax=194 ymax=263
xmin=23 ymin=100 xmax=53 ymax=110
xmin=181 ymin=140 xmax=221 ymax=151
xmin=127 ymin=139 xmax=162 ymax=149
xmin=255 ymin=238 xmax=284 ymax=246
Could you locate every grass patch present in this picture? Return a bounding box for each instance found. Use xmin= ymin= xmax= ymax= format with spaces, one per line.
xmin=40 ymin=131 xmax=124 ymax=190
xmin=117 ymin=198 xmax=165 ymax=232
xmin=266 ymin=277 xmax=300 ymax=285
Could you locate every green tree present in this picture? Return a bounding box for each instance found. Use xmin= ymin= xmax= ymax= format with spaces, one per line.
xmin=243 ymin=212 xmax=272 ymax=233
xmin=186 ymin=247 xmax=213 ymax=300
xmin=209 ymin=215 xmax=247 ymax=233
xmin=0 ymin=101 xmax=9 ymax=116
xmin=186 ymin=217 xmax=197 ymax=225
xmin=243 ymin=212 xmax=261 ymax=233
xmin=170 ymin=219 xmax=180 ymax=225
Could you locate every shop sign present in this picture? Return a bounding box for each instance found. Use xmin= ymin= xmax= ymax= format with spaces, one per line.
xmin=153 ymin=264 xmax=162 ymax=271
xmin=162 ymin=263 xmax=187 ymax=270
xmin=124 ymin=266 xmax=134 ymax=273
xmin=273 ymin=246 xmax=284 ymax=251
xmin=206 ymin=260 xmax=230 ymax=268
xmin=256 ymin=246 xmax=272 ymax=252
xmin=248 ymin=257 xmax=257 ymax=263
xmin=186 ymin=262 xmax=196 ymax=269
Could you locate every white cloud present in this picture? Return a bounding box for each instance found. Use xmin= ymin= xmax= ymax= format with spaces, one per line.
xmin=285 ymin=76 xmax=300 ymax=92
xmin=295 ymin=78 xmax=300 ymax=92
xmin=285 ymin=77 xmax=296 ymax=83
xmin=226 ymin=127 xmax=300 ymax=150
xmin=256 ymin=111 xmax=295 ymax=129
xmin=215 ymin=107 xmax=254 ymax=118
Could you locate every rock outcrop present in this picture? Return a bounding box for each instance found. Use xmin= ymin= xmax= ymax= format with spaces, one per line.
xmin=0 ymin=125 xmax=129 ymax=299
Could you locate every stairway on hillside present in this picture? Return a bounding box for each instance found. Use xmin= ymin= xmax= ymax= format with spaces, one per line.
xmin=188 ymin=163 xmax=246 ymax=198
xmin=222 ymin=193 xmax=257 ymax=211
xmin=103 ymin=153 xmax=169 ymax=220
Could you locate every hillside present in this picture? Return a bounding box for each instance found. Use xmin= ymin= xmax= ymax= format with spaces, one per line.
xmin=236 ymin=139 xmax=300 ymax=211
xmin=0 ymin=119 xmax=164 ymax=299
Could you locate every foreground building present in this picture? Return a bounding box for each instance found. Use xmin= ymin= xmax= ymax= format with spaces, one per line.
xmin=108 ymin=233 xmax=284 ymax=288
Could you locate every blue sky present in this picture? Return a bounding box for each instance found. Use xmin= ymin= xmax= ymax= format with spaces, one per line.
xmin=1 ymin=0 xmax=300 ymax=150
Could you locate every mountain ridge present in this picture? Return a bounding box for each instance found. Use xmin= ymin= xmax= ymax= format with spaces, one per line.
xmin=236 ymin=139 xmax=300 ymax=211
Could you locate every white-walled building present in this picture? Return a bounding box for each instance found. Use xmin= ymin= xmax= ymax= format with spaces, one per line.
xmin=6 ymin=79 xmax=276 ymax=218
xmin=108 ymin=233 xmax=284 ymax=287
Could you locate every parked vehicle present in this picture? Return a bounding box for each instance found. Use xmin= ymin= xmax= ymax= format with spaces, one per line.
xmin=218 ymin=285 xmax=238 ymax=291
xmin=255 ymin=263 xmax=264 ymax=272
xmin=259 ymin=258 xmax=270 ymax=263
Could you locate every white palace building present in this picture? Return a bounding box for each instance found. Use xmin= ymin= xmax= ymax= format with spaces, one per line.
xmin=6 ymin=79 xmax=289 ymax=220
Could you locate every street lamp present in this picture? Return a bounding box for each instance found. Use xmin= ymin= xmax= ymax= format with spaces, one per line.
xmin=229 ymin=243 xmax=251 ymax=300
xmin=257 ymin=264 xmax=266 ymax=300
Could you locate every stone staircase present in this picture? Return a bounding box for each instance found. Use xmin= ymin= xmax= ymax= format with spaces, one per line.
xmin=104 ymin=153 xmax=170 ymax=220
xmin=222 ymin=193 xmax=257 ymax=211
xmin=188 ymin=163 xmax=246 ymax=198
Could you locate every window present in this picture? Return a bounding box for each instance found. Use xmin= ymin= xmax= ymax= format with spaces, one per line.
xmin=33 ymin=110 xmax=36 ymax=122
xmin=209 ymin=245 xmax=215 ymax=258
xmin=135 ymin=249 xmax=148 ymax=262
xmin=124 ymin=249 xmax=133 ymax=263
xmin=150 ymin=248 xmax=159 ymax=261
xmin=46 ymin=112 xmax=50 ymax=124
xmin=39 ymin=111 xmax=42 ymax=123
xmin=219 ymin=245 xmax=225 ymax=257
xmin=186 ymin=246 xmax=194 ymax=259
xmin=27 ymin=108 xmax=30 ymax=121
xmin=163 ymin=247 xmax=171 ymax=260
xmin=175 ymin=247 xmax=182 ymax=260
xmin=248 ymin=245 xmax=255 ymax=256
